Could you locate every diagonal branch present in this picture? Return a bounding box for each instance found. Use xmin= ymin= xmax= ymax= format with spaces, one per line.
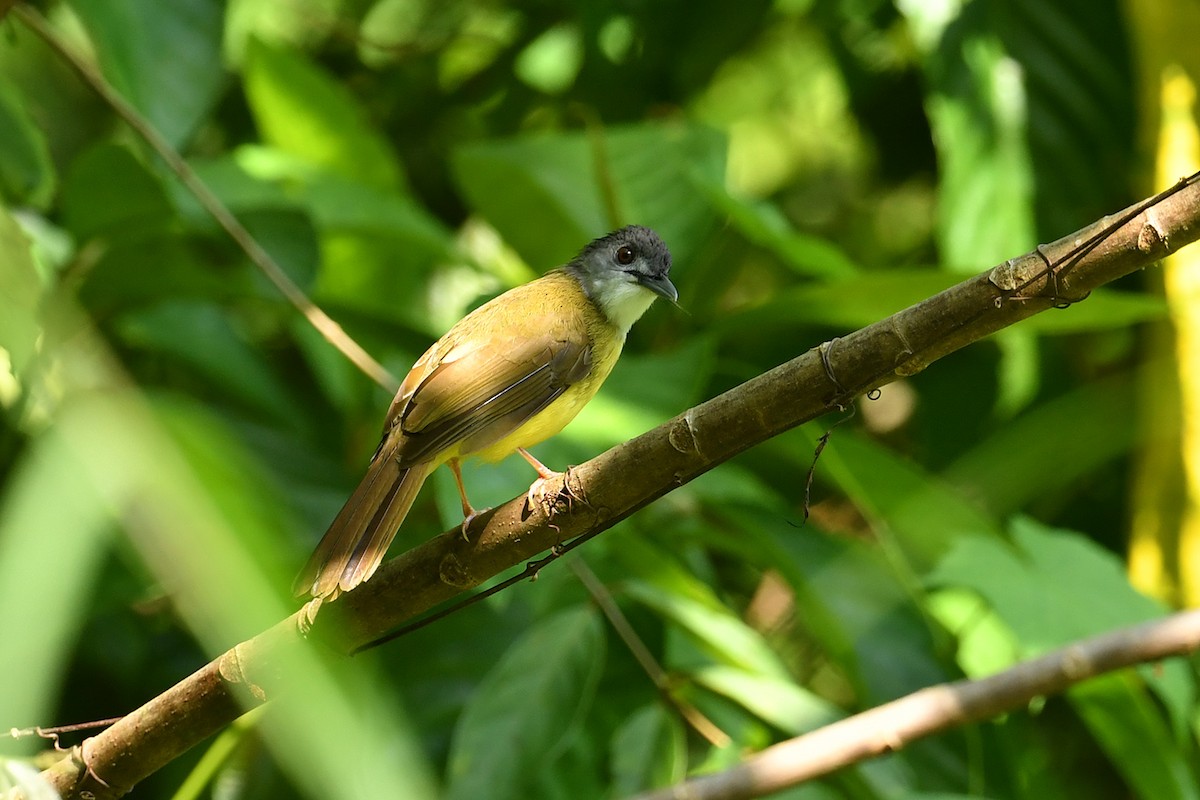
xmin=22 ymin=175 xmax=1200 ymax=798
xmin=629 ymin=608 xmax=1200 ymax=800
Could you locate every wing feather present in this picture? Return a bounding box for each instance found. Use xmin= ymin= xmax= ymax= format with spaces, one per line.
xmin=395 ymin=336 xmax=591 ymax=464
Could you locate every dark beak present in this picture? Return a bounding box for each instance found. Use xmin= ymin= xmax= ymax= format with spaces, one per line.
xmin=639 ymin=273 xmax=678 ymax=303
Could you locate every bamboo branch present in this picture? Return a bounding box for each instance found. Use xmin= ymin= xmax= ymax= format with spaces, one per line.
xmin=16 ymin=170 xmax=1200 ymax=800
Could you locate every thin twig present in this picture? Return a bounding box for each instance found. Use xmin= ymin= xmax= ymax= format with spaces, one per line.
xmin=629 ymin=608 xmax=1200 ymax=800
xmin=8 ymin=717 xmax=124 ymax=752
xmin=352 ymin=513 xmax=609 ymax=653
xmin=570 ymin=558 xmax=732 ymax=748
xmin=12 ymin=4 xmax=398 ymax=392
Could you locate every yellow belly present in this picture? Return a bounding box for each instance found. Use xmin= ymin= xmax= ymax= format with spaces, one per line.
xmin=468 ymin=332 xmax=623 ymax=463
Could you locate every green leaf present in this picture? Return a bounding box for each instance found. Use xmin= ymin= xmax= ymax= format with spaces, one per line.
xmin=445 ymin=606 xmax=606 ymax=800
xmin=900 ymin=0 xmax=1134 ymax=255
xmin=693 ymin=665 xmax=841 ymax=734
xmin=0 ymin=206 xmax=41 ymax=375
xmin=0 ymin=84 xmax=55 ymax=207
xmin=242 ymin=38 xmax=404 ymax=192
xmin=76 ymin=236 xmax=228 ymax=317
xmin=928 ymin=517 xmax=1195 ymax=738
xmin=239 ymin=207 xmax=321 ymax=292
xmin=749 ymin=502 xmax=955 ymax=705
xmin=1069 ymin=673 xmax=1200 ymax=800
xmin=65 ymin=0 xmax=225 ymax=148
xmin=223 ymin=0 xmax=347 ymax=64
xmin=514 ymin=23 xmax=583 ymax=94
xmin=694 ymin=175 xmax=860 ymax=280
xmin=176 ymin=147 xmax=455 ymax=333
xmin=623 ymin=577 xmax=791 ymax=681
xmin=928 ymin=517 xmax=1167 ymax=651
xmin=718 ymin=270 xmax=961 ymax=333
xmin=943 ymin=368 xmax=1139 ymax=516
xmin=116 ymin=301 xmax=306 ymax=426
xmin=1018 ymin=289 xmax=1166 ymax=332
xmin=609 ymin=704 xmax=687 ymax=795
xmin=720 ymin=270 xmax=1163 ymax=337
xmin=452 ymin=123 xmax=724 ymax=270
xmin=0 ymin=415 xmax=113 ymax=752
xmin=568 ymin=338 xmax=716 ymax=448
xmin=61 ymin=143 xmax=175 ymax=241
xmin=808 ymin=427 xmax=1002 ymax=568
xmin=898 ymin=2 xmax=1035 ymax=272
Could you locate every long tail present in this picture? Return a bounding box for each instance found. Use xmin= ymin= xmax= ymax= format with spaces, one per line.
xmin=293 ymin=457 xmax=434 ymax=600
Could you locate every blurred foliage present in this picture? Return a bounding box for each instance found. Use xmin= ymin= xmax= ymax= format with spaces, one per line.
xmin=1 ymin=1 xmax=1198 ymax=799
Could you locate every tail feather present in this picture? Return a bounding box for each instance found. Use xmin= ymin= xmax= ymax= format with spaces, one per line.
xmin=294 ymin=457 xmax=434 ymax=599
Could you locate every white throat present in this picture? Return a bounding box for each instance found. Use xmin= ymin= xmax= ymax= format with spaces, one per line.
xmin=592 ymin=280 xmax=658 ymax=333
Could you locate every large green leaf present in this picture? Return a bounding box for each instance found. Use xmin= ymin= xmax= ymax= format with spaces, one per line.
xmin=928 ymin=517 xmax=1194 ymax=738
xmin=609 ymin=704 xmax=687 ymax=795
xmin=242 ymin=38 xmax=404 ymax=192
xmin=61 ymin=143 xmax=176 ymax=241
xmin=0 ymin=411 xmax=112 ymax=752
xmin=0 ymin=83 xmax=55 ymax=208
xmin=928 ymin=517 xmax=1168 ymax=651
xmin=0 ymin=206 xmax=41 ymax=375
xmin=695 ymin=173 xmax=860 ymax=280
xmin=451 ymin=123 xmax=724 ymax=271
xmin=174 ymin=147 xmax=455 ymax=334
xmin=623 ymin=577 xmax=791 ymax=681
xmin=1069 ymin=674 xmax=1200 ymax=800
xmin=943 ymin=368 xmax=1139 ymax=516
xmin=900 ymin=0 xmax=1134 ymax=256
xmin=116 ymin=300 xmax=307 ymax=426
xmin=66 ymin=0 xmax=226 ymax=148
xmin=445 ymin=606 xmax=606 ymax=800
xmin=692 ymin=665 xmax=841 ymax=735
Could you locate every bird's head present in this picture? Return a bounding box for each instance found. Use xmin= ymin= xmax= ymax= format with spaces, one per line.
xmin=567 ymin=225 xmax=677 ymax=332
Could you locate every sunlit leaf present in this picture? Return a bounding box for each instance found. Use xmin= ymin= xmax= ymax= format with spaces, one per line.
xmin=242 ymin=38 xmax=405 ymax=192
xmin=451 ymin=123 xmax=724 ymax=270
xmin=0 ymin=206 xmax=41 ymax=375
xmin=928 ymin=516 xmax=1194 ymax=737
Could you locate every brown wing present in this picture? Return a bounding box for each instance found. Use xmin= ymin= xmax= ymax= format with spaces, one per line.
xmin=392 ymin=331 xmax=592 ymax=465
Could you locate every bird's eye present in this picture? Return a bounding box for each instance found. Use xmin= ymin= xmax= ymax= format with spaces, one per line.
xmin=615 ymin=245 xmax=635 ymax=265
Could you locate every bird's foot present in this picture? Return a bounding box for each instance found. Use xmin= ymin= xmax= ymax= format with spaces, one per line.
xmin=525 ymin=464 xmax=583 ymax=519
xmin=525 ymin=472 xmax=560 ymax=515
xmin=460 ymin=506 xmax=491 ymax=541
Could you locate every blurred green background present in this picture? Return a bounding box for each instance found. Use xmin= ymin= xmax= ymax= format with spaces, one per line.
xmin=2 ymin=0 xmax=1199 ymax=798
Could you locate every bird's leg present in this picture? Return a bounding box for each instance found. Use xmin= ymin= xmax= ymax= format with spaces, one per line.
xmin=518 ymin=447 xmax=579 ymax=517
xmin=448 ymin=458 xmax=486 ymax=540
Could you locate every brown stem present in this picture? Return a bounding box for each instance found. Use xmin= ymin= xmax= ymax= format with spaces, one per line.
xmin=628 ymin=608 xmax=1200 ymax=800
xmin=570 ymin=558 xmax=732 ymax=748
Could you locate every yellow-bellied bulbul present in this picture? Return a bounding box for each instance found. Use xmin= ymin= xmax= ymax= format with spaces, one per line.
xmin=294 ymin=225 xmax=676 ymax=600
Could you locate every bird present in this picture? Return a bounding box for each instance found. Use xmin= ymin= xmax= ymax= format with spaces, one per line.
xmin=294 ymin=225 xmax=676 ymax=600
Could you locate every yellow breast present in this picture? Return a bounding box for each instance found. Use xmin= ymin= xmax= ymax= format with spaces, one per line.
xmin=468 ymin=279 xmax=625 ymax=463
